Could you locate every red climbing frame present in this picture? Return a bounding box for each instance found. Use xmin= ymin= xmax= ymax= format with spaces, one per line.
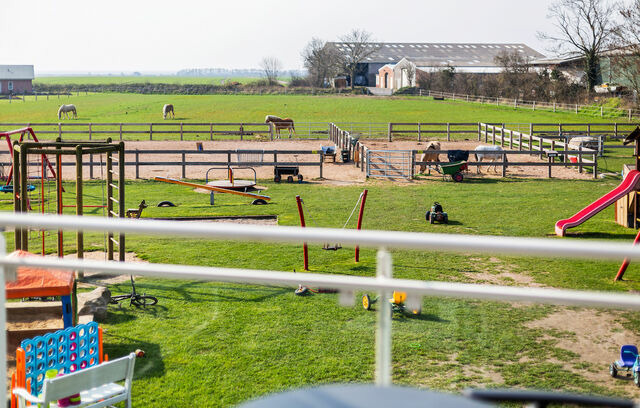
xmin=0 ymin=127 xmax=57 ymax=185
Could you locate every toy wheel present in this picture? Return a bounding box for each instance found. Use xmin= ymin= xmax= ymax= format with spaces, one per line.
xmin=362 ymin=294 xmax=371 ymax=310
xmin=298 ymin=175 xmax=303 ymax=183
xmin=609 ymin=363 xmax=618 ymax=378
xmin=453 ymin=172 xmax=463 ymax=182
xmin=274 ymin=175 xmax=281 ymax=183
xmin=287 ymin=176 xmax=294 ymax=183
xmin=425 ymin=211 xmax=431 ymax=221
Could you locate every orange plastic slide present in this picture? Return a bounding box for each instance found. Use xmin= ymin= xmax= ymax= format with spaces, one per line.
xmin=555 ymin=170 xmax=640 ymax=236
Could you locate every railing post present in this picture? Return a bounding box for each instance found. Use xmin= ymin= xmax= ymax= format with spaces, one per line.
xmin=578 ymin=145 xmax=583 ymax=173
xmin=376 ymin=248 xmax=392 ymax=386
xmin=180 ymin=122 xmax=184 ymax=141
xmin=387 ymin=123 xmax=392 ymax=142
xmin=58 ymin=123 xmax=62 ymax=140
xmin=446 ymin=122 xmax=450 ymax=142
xmin=417 ymin=123 xmax=421 ymax=142
xmin=477 ymin=123 xmax=481 ymax=142
xmin=135 ymin=150 xmax=140 ymax=179
xmin=210 ymin=123 xmax=213 ymax=141
xmin=88 ymin=123 xmax=92 ymax=141
xmin=182 ymin=153 xmax=186 ymax=178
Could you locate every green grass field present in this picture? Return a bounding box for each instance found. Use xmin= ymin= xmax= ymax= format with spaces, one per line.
xmin=4 ymin=94 xmax=640 ymax=406
xmin=33 ymin=76 xmax=266 ymax=86
xmin=0 ymin=93 xmax=632 ymax=124
xmin=5 ymin=176 xmax=640 ymax=405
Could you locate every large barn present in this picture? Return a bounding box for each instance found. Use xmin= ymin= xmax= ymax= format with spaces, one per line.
xmin=325 ymin=42 xmax=545 ymax=88
xmin=0 ymin=65 xmax=34 ymax=95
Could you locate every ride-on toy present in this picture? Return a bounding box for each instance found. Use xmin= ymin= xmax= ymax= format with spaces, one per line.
xmin=426 ymin=202 xmax=448 ymax=224
xmin=609 ymin=344 xmax=640 ymax=386
xmin=362 ymin=291 xmax=421 ymax=316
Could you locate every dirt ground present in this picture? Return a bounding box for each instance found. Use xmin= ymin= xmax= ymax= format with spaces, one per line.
xmin=361 ymin=139 xmax=593 ymax=180
xmin=0 ymin=138 xmax=594 ymax=185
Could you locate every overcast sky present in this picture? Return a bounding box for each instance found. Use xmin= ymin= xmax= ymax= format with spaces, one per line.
xmin=2 ymin=0 xmax=559 ymax=75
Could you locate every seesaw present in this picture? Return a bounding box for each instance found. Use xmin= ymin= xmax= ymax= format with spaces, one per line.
xmin=154 ymin=177 xmax=271 ymax=205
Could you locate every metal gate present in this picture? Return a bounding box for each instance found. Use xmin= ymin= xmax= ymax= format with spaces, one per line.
xmin=366 ymin=150 xmax=412 ymax=179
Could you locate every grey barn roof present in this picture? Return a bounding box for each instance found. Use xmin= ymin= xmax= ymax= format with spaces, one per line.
xmin=0 ymin=65 xmax=34 ymax=80
xmin=327 ymin=42 xmax=545 ymax=67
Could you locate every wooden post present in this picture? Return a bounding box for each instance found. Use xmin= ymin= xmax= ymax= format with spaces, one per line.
xmin=388 ymin=123 xmax=392 ymax=142
xmin=319 ymin=154 xmax=323 ymax=179
xmin=58 ymin=123 xmax=62 ymax=140
xmin=295 ymin=195 xmax=309 ymax=271
xmin=417 ymin=123 xmax=421 ymax=142
xmin=548 ymin=155 xmax=552 ymax=178
xmin=180 ymin=123 xmax=184 ymax=141
xmin=500 ymin=127 xmax=504 ymax=147
xmin=210 ymin=123 xmax=213 ymax=141
xmin=578 ymin=145 xmax=583 ymax=173
xmin=182 ymin=153 xmax=186 ymax=178
xmin=89 ymin=153 xmax=94 ymax=179
xmin=118 ymin=142 xmax=126 ymax=262
xmin=477 ymin=123 xmax=481 ymax=141
xmin=119 ymin=123 xmax=123 ymax=141
xmin=593 ymin=154 xmax=598 ymax=179
xmin=88 ymin=123 xmax=92 ymax=141
xmin=354 ymin=189 xmax=368 ymax=262
xmin=446 ymin=123 xmax=451 ymax=141
xmin=135 ymin=150 xmax=140 ymax=179
xmin=502 ymin=152 xmax=506 ymax=177
xmin=491 ymin=126 xmax=495 ymax=145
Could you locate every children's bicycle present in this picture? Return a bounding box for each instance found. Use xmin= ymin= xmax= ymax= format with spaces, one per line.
xmin=109 ymin=276 xmax=158 ymax=307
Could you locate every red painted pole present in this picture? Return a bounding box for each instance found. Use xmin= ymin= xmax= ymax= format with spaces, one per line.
xmin=295 ymin=195 xmax=309 ymax=271
xmin=355 ymin=189 xmax=368 ymax=262
xmin=615 ymin=228 xmax=640 ymax=281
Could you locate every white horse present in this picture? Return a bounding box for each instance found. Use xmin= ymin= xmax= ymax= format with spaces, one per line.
xmin=57 ymin=104 xmax=77 ymax=119
xmin=474 ymin=145 xmax=508 ymax=173
xmin=163 ymin=104 xmax=175 ymax=119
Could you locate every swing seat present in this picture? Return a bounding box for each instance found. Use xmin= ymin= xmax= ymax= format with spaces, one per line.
xmin=0 ymin=184 xmax=35 ymax=193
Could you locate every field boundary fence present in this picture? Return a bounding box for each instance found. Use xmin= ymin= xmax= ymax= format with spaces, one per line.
xmin=421 ymin=89 xmax=640 ymax=121
xmin=1 ymin=212 xmax=640 ymax=397
xmin=0 ymin=122 xmax=332 ymax=141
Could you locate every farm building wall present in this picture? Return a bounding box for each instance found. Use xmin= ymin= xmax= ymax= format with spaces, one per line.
xmin=0 ymin=79 xmax=32 ymax=95
xmin=377 ymin=66 xmax=394 ymax=89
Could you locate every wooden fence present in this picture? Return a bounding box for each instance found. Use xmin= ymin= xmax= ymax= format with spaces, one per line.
xmin=478 ymin=123 xmax=598 ymax=178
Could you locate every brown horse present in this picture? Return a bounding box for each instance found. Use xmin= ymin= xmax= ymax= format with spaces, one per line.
xmin=265 ymin=115 xmax=296 ymax=138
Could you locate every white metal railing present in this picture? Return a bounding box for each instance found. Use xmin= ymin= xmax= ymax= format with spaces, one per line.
xmin=422 ymin=89 xmax=640 ymax=121
xmin=3 ymin=213 xmax=640 ymax=399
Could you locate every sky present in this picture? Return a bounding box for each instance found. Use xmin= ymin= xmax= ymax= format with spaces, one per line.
xmin=1 ymin=0 xmax=560 ymax=75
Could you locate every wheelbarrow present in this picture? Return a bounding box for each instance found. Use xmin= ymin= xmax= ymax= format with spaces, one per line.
xmin=437 ymin=160 xmax=467 ymax=182
xmin=362 ymin=291 xmax=421 ymax=316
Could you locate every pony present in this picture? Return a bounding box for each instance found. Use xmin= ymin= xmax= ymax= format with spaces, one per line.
xmin=57 ymin=104 xmax=77 ymax=119
xmin=163 ymin=104 xmax=175 ymax=119
xmin=418 ymin=141 xmax=441 ymax=173
xmin=474 ymin=145 xmax=508 ymax=173
xmin=265 ymin=115 xmax=296 ymax=138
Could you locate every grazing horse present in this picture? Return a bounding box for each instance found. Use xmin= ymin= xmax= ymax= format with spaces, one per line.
xmin=265 ymin=115 xmax=296 ymax=138
xmin=57 ymin=104 xmax=77 ymax=119
xmin=474 ymin=145 xmax=508 ymax=173
xmin=418 ymin=141 xmax=441 ymax=173
xmin=163 ymin=104 xmax=175 ymax=119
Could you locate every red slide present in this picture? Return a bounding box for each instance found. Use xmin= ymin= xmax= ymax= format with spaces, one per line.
xmin=555 ymin=170 xmax=640 ymax=237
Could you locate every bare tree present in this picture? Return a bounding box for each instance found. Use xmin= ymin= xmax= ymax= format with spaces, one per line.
xmin=610 ymin=0 xmax=640 ymax=99
xmin=538 ymin=0 xmax=615 ymax=92
xmin=260 ymin=57 xmax=282 ymax=85
xmin=301 ymin=38 xmax=342 ymax=87
xmin=405 ymin=63 xmax=416 ymax=87
xmin=338 ymin=29 xmax=380 ymax=89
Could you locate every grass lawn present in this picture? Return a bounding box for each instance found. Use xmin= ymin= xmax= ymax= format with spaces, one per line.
xmin=33 ymin=76 xmax=267 ymax=86
xmin=5 ymin=176 xmax=640 ymax=405
xmin=0 ymin=93 xmax=633 ymax=125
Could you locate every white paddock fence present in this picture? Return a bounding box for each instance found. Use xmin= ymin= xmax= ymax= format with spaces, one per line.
xmin=2 ymin=213 xmax=640 ymax=397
